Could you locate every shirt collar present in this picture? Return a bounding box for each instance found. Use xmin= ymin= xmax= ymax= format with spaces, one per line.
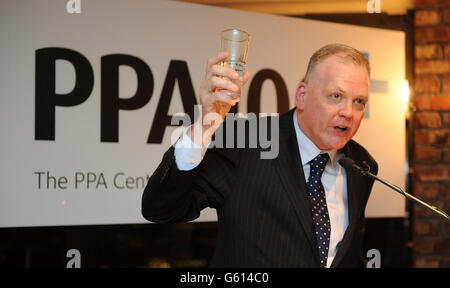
xmin=293 ymin=111 xmax=338 ymax=168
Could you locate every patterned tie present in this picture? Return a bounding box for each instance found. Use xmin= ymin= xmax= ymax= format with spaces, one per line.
xmin=307 ymin=153 xmax=331 ymax=268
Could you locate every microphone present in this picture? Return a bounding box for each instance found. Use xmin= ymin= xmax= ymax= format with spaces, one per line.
xmin=338 ymin=157 xmax=366 ymax=173
xmin=338 ymin=157 xmax=450 ymax=221
xmin=338 ymin=157 xmax=372 ymax=176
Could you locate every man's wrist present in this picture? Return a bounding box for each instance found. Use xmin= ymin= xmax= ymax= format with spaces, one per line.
xmin=189 ymin=119 xmax=214 ymax=148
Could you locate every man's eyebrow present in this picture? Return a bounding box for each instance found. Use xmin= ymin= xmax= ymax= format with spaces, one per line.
xmin=337 ymin=88 xmax=346 ymax=94
xmin=330 ymin=87 xmax=368 ymax=100
xmin=328 ymin=87 xmax=346 ymax=94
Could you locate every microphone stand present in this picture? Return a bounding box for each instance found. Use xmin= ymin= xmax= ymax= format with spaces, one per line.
xmin=355 ymin=166 xmax=450 ymax=221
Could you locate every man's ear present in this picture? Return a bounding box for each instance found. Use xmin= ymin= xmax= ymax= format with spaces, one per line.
xmin=295 ymin=82 xmax=307 ymax=110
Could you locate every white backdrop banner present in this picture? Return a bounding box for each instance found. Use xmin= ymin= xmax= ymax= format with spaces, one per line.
xmin=0 ymin=0 xmax=406 ymax=227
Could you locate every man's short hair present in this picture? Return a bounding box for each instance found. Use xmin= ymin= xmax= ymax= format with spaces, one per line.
xmin=302 ymin=43 xmax=370 ymax=83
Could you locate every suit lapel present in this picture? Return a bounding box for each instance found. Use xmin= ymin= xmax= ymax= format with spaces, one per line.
xmin=330 ymin=145 xmax=362 ymax=267
xmin=272 ymin=109 xmax=321 ymax=264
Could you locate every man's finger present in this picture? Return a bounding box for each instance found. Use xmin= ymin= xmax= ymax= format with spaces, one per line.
xmin=208 ymin=76 xmax=240 ymax=93
xmin=242 ymin=70 xmax=251 ymax=86
xmin=210 ymin=64 xmax=239 ymax=80
xmin=212 ymin=91 xmax=237 ymax=106
xmin=206 ymin=51 xmax=229 ymax=69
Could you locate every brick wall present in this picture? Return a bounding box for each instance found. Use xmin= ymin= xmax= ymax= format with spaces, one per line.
xmin=414 ymin=0 xmax=450 ymax=268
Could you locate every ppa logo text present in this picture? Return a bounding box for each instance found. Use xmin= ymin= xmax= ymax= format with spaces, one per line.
xmin=35 ymin=48 xmax=290 ymax=143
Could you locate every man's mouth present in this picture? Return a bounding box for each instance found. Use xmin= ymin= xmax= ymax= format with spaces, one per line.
xmin=334 ymin=126 xmax=348 ymax=132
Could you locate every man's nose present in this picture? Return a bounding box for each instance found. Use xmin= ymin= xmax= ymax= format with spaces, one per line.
xmin=339 ymin=100 xmax=353 ymax=118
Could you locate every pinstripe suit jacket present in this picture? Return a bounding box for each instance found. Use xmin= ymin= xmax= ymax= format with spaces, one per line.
xmin=142 ymin=108 xmax=378 ymax=268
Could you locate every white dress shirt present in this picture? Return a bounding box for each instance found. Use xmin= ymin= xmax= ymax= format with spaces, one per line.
xmin=173 ymin=126 xmax=205 ymax=171
xmin=174 ymin=112 xmax=349 ymax=267
xmin=293 ymin=111 xmax=349 ymax=267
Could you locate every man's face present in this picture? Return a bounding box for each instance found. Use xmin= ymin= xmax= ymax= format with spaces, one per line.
xmin=295 ymin=54 xmax=369 ymax=151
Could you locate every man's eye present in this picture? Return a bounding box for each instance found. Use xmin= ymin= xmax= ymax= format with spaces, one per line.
xmin=355 ymin=99 xmax=366 ymax=105
xmin=332 ymin=94 xmax=340 ymax=99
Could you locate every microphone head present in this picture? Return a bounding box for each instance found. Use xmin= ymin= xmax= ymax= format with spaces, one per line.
xmin=338 ymin=157 xmax=356 ymax=169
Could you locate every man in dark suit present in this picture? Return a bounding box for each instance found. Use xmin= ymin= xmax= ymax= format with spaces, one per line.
xmin=142 ymin=43 xmax=378 ymax=268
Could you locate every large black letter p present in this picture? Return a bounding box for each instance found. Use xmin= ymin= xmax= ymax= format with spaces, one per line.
xmin=35 ymin=48 xmax=94 ymax=140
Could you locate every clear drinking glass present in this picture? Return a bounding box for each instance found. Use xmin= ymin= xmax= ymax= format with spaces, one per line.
xmin=220 ymin=28 xmax=250 ymax=102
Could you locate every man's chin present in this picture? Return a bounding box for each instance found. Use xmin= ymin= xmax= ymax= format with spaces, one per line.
xmin=316 ymin=134 xmax=351 ymax=151
xmin=324 ymin=138 xmax=350 ymax=151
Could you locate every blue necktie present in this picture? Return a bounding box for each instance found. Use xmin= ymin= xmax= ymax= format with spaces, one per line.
xmin=307 ymin=153 xmax=331 ymax=268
